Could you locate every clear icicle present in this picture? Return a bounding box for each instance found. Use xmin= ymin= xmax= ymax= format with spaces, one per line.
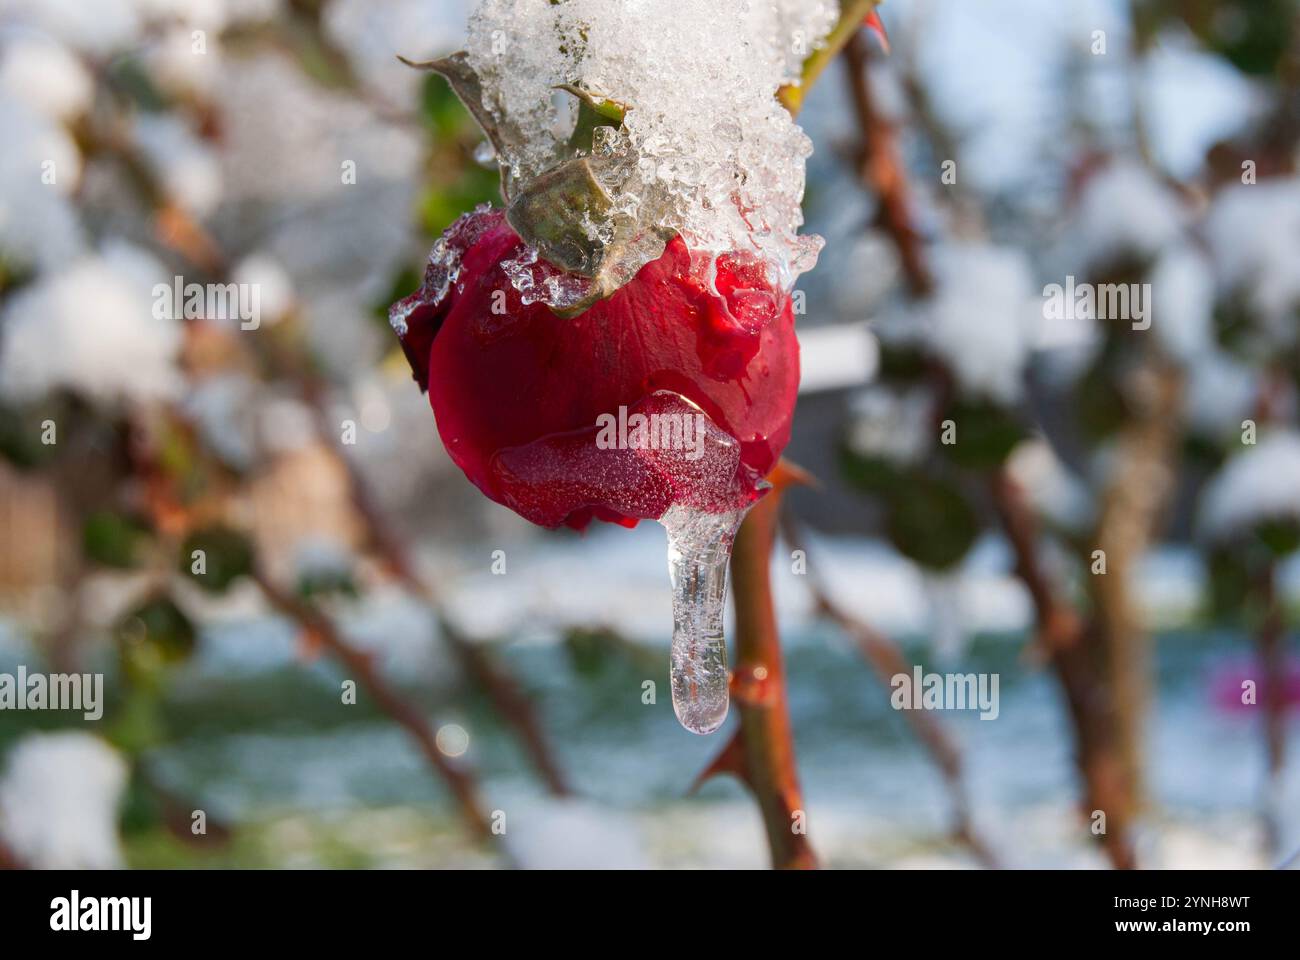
xmin=659 ymin=504 xmax=747 ymax=735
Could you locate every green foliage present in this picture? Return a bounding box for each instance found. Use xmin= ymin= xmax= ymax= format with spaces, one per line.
xmin=83 ymin=510 xmax=152 ymax=569
xmin=1188 ymin=0 xmax=1295 ymax=76
xmin=563 ymin=625 xmax=623 ymax=677
xmin=875 ymin=342 xmax=931 ymax=384
xmin=297 ymin=567 xmax=359 ymax=601
xmin=117 ymin=766 xmax=165 ymax=834
xmin=883 ymin=476 xmax=981 ymax=571
xmin=0 ymin=402 xmax=59 ymax=470
xmin=839 ymin=444 xmax=909 ymax=496
xmin=419 ymin=164 xmax=501 ymax=236
xmin=1255 ymin=517 xmax=1300 ymax=557
xmin=1075 ymin=359 xmax=1129 ymax=443
xmin=421 ymin=72 xmax=471 ymax=140
xmin=108 ymin=690 xmax=169 ymax=755
xmin=1206 ymin=545 xmax=1254 ymax=621
xmin=180 ymin=526 xmax=255 ymax=593
xmin=940 ymin=399 xmax=1026 ymax=470
xmin=117 ymin=593 xmax=198 ymax=670
xmin=105 ymin=57 xmax=167 ymax=111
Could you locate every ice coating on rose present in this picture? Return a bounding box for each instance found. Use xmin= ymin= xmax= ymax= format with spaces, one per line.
xmin=461 ymin=0 xmax=836 ymax=300
xmin=390 ymin=208 xmax=799 ymax=533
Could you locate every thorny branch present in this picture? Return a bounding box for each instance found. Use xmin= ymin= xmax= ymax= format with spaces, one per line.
xmin=841 ymin=26 xmax=1168 ymax=869
xmin=688 ymin=9 xmax=911 ymax=869
xmin=137 ymin=157 xmax=572 ymax=801
xmin=843 ymin=29 xmax=933 ymax=298
xmin=693 ymin=463 xmax=817 ymax=869
xmin=298 ymin=380 xmax=572 ymax=797
xmin=127 ymin=402 xmax=505 ymax=846
xmin=253 ymin=568 xmax=498 ymax=843
xmin=779 ymin=508 xmax=1001 ymax=867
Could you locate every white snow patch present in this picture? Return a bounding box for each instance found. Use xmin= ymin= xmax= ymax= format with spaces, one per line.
xmin=844 ymin=384 xmax=934 ymax=467
xmin=0 ymin=30 xmax=94 ymax=121
xmin=1071 ymin=161 xmax=1185 ymax=271
xmin=1147 ymin=243 xmax=1213 ymax=364
xmin=0 ymin=732 xmax=128 ymax=869
xmin=132 ymin=113 xmax=223 ymax=218
xmin=0 ymin=242 xmax=181 ymax=405
xmin=508 ymin=799 xmax=649 ymax=869
xmin=1204 ymin=179 xmax=1300 ymax=349
xmin=916 ymin=244 xmax=1037 ymax=404
xmin=1199 ymin=432 xmax=1300 ymax=541
xmin=232 ymin=252 xmax=295 ymax=324
xmin=1006 ymin=437 xmax=1094 ymax=532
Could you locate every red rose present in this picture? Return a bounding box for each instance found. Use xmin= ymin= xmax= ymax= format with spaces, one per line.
xmin=391 ymin=208 xmax=800 ymax=531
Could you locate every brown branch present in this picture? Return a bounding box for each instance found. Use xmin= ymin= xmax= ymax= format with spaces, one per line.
xmin=695 ymin=462 xmax=816 ymax=869
xmin=779 ymin=509 xmax=1001 ymax=868
xmin=990 ymin=468 xmax=1136 ymax=870
xmin=99 ymin=87 xmax=570 ymax=800
xmin=300 ymin=384 xmax=571 ymax=797
xmin=253 ymin=568 xmax=497 ymax=842
xmin=1256 ymin=560 xmax=1286 ymax=857
xmin=843 ymin=30 xmax=1158 ymax=869
xmin=843 ymin=30 xmax=934 ymax=297
xmin=1083 ymin=361 xmax=1183 ymax=867
xmin=990 ymin=470 xmax=1084 ymax=658
xmin=0 ymin=837 xmax=22 ymax=870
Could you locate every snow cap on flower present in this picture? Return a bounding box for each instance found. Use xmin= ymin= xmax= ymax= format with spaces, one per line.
xmin=0 ymin=732 xmax=128 ymax=869
xmin=447 ymin=0 xmax=836 ymax=309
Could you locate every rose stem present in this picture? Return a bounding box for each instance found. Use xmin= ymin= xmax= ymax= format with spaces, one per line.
xmin=693 ymin=462 xmax=816 ymax=869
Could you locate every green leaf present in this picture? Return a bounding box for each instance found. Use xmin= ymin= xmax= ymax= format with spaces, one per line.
xmin=563 ymin=626 xmax=621 ymax=678
xmin=839 ymin=444 xmax=910 ymax=496
xmin=84 ymin=511 xmax=152 ymax=569
xmin=0 ymin=401 xmax=61 ymax=471
xmin=507 ymin=157 xmax=615 ymax=276
xmin=297 ymin=568 xmax=359 ymax=601
xmin=940 ymin=399 xmax=1026 ymax=470
xmin=1255 ymin=518 xmax=1300 ymax=558
xmin=180 ymin=526 xmax=255 ymax=594
xmin=400 ymin=52 xmax=533 ymax=199
xmin=116 ymin=593 xmax=198 ymax=686
xmin=1206 ymin=546 xmax=1256 ymax=622
xmin=884 ymin=477 xmax=982 ymax=571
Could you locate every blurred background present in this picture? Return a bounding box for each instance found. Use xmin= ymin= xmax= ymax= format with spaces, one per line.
xmin=0 ymin=0 xmax=1298 ymax=869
